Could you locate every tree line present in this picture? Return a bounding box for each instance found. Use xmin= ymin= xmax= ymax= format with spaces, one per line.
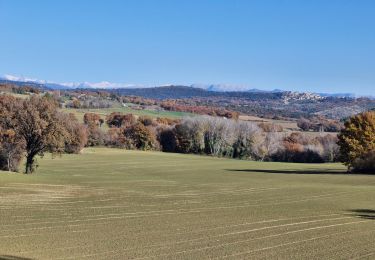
xmin=297 ymin=116 xmax=342 ymax=132
xmin=1 ymin=94 xmax=374 ymax=173
xmin=88 ymin=112 xmax=340 ymax=163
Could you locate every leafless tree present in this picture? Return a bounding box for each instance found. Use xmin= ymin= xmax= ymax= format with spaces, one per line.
xmin=253 ymin=131 xmax=284 ymax=161
xmin=203 ymin=116 xmax=236 ymax=156
xmin=232 ymin=121 xmax=261 ymax=159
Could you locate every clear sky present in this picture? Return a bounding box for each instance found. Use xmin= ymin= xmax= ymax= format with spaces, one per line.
xmin=0 ymin=0 xmax=374 ymax=95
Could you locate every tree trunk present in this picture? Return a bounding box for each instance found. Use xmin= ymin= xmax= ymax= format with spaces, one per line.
xmin=25 ymin=155 xmax=34 ymax=174
xmin=7 ymin=155 xmax=11 ymax=172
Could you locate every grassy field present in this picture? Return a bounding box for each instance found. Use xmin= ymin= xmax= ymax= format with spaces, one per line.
xmin=0 ymin=92 xmax=30 ymax=99
xmin=239 ymin=115 xmax=299 ymax=132
xmin=62 ymin=107 xmax=193 ymax=123
xmin=1 ymin=148 xmax=375 ymax=259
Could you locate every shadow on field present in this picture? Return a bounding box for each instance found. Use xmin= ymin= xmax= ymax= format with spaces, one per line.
xmin=348 ymin=209 xmax=375 ymax=220
xmin=226 ymin=169 xmax=348 ymax=175
xmin=0 ymin=256 xmax=33 ymax=260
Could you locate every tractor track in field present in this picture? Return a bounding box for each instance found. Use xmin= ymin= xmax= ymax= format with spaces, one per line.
xmin=5 ymin=214 xmax=374 ymax=259
xmin=1 ymin=195 xmax=354 ymax=229
xmin=1 ymin=190 xmax=357 ymax=225
xmin=52 ymin=221 xmax=374 ymax=260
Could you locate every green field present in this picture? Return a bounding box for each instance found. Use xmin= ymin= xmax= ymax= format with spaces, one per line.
xmin=4 ymin=92 xmax=192 ymax=120
xmin=62 ymin=107 xmax=193 ymax=122
xmin=1 ymin=148 xmax=375 ymax=259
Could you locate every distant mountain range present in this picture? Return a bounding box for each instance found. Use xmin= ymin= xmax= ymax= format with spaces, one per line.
xmin=190 ymin=83 xmax=285 ymax=93
xmin=0 ymin=74 xmax=357 ymax=98
xmin=2 ymin=74 xmax=374 ymax=120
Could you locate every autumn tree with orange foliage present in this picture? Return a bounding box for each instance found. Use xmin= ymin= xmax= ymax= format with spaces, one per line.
xmin=338 ymin=111 xmax=375 ymax=172
xmin=106 ymin=112 xmax=136 ymax=128
xmin=62 ymin=113 xmax=88 ymax=153
xmin=83 ymin=113 xmax=102 ymax=127
xmin=0 ymin=95 xmax=86 ymax=173
xmin=123 ymin=122 xmax=156 ymax=150
xmin=0 ymin=128 xmax=23 ymax=171
xmin=14 ymin=96 xmax=74 ymax=173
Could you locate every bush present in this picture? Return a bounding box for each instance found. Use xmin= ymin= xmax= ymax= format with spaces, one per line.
xmin=138 ymin=116 xmax=154 ymax=126
xmin=83 ymin=113 xmax=102 ymax=127
xmin=158 ymin=127 xmax=178 ymax=152
xmin=270 ymin=132 xmax=338 ymax=163
xmin=123 ymin=123 xmax=156 ymax=150
xmin=297 ymin=118 xmax=312 ymax=131
xmin=86 ymin=126 xmax=105 ymax=146
xmin=272 ymin=148 xmax=324 ymax=163
xmin=351 ymin=151 xmax=375 ymax=173
xmin=106 ymin=112 xmax=136 ymax=128
xmin=63 ymin=114 xmax=88 ymax=153
xmin=298 ymin=117 xmax=342 ymax=132
xmin=105 ymin=128 xmax=125 ymax=147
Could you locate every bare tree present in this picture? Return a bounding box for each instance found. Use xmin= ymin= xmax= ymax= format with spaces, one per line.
xmin=233 ymin=121 xmax=261 ymax=159
xmin=204 ymin=116 xmax=235 ymax=156
xmin=253 ymin=131 xmax=284 ymax=161
xmin=175 ymin=117 xmax=206 ymax=153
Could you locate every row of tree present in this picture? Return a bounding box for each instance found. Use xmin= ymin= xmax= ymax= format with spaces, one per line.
xmin=1 ymin=94 xmax=374 ymax=173
xmin=82 ymin=112 xmax=340 ymax=163
xmin=87 ymin=111 xmax=374 ymax=170
xmin=161 ymin=117 xmax=339 ymax=163
xmin=297 ymin=116 xmax=342 ymax=132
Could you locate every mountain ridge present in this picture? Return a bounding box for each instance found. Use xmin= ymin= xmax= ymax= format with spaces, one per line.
xmin=0 ymin=74 xmax=358 ymax=99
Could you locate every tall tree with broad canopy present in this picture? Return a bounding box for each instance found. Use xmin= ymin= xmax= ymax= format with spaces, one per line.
xmin=338 ymin=111 xmax=375 ymax=172
xmin=14 ymin=96 xmax=71 ymax=173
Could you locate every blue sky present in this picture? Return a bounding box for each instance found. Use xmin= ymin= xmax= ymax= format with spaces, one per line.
xmin=0 ymin=0 xmax=374 ymax=95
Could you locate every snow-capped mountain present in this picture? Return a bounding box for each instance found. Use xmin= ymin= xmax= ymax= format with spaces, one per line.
xmin=0 ymin=74 xmax=144 ymax=90
xmin=0 ymin=74 xmax=358 ymax=98
xmin=1 ymin=74 xmax=275 ymax=92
